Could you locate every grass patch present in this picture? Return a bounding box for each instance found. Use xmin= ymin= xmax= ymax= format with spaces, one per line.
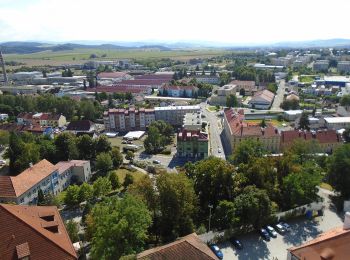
xmin=320 ymin=182 xmax=333 ymax=191
xmin=207 ymin=106 xmax=220 ymax=112
xmin=114 ymin=168 xmax=145 ymax=184
xmin=299 ymin=76 xmax=314 ymax=83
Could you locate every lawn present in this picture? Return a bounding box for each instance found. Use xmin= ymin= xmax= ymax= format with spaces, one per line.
xmin=207 ymin=106 xmax=220 ymax=112
xmin=114 ymin=168 xmax=145 ymax=184
xmin=320 ymin=182 xmax=333 ymax=191
xmin=299 ymin=76 xmax=314 ymax=83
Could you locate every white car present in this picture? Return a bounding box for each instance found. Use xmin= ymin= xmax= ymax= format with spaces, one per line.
xmin=218 ymin=148 xmax=222 ymax=153
xmin=0 ymin=160 xmax=6 ymax=166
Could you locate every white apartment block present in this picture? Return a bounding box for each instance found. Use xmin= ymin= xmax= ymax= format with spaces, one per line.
xmin=338 ymin=61 xmax=350 ymax=73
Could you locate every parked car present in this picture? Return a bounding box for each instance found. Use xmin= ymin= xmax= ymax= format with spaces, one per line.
xmin=259 ymin=228 xmax=270 ymax=241
xmin=153 ymin=160 xmax=161 ymax=164
xmin=275 ymin=223 xmax=286 ymax=234
xmin=210 ymin=245 xmax=223 ymax=259
xmin=127 ymin=140 xmax=133 ymax=144
xmin=218 ymin=148 xmax=222 ymax=153
xmin=266 ymin=225 xmax=277 ymax=238
xmin=230 ymin=237 xmax=243 ymax=250
xmin=0 ymin=160 xmax=5 ymax=166
xmin=280 ymin=222 xmax=291 ymax=232
xmin=122 ymin=140 xmax=127 ymax=144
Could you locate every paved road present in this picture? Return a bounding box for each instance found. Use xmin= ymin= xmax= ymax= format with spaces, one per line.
xmin=201 ymin=188 xmax=344 ymax=260
xmin=271 ymin=79 xmax=286 ymax=110
xmin=200 ymin=102 xmax=225 ymax=159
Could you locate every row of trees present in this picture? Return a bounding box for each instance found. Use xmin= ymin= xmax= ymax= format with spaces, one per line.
xmin=0 ymin=94 xmax=103 ymax=120
xmin=144 ymin=121 xmax=173 ymax=154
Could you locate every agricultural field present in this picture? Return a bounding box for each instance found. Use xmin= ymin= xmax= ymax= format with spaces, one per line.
xmin=3 ymin=48 xmax=229 ymax=66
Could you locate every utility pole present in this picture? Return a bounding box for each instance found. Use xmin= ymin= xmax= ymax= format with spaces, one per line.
xmin=0 ymin=50 xmax=8 ymax=85
xmin=208 ymin=204 xmax=213 ymax=232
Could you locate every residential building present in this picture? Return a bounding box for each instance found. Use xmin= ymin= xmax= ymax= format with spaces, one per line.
xmin=280 ymin=130 xmax=342 ymax=153
xmin=313 ymin=60 xmax=329 ymax=72
xmin=249 ymin=89 xmax=275 ymax=109
xmin=324 ymin=117 xmax=350 ymax=130
xmin=183 ymin=112 xmax=202 ymax=131
xmin=287 ymin=212 xmax=350 ymax=260
xmin=155 ymin=105 xmax=201 ymax=126
xmin=223 ymin=108 xmax=280 ymax=153
xmin=0 ymin=204 xmax=77 ymax=260
xmin=254 ymin=63 xmax=284 ymax=70
xmin=55 ymin=160 xmax=91 ymax=191
xmin=17 ymin=112 xmax=66 ymax=127
xmin=97 ymin=71 xmax=132 ymax=82
xmin=229 ymin=80 xmax=257 ymax=96
xmin=137 ymin=233 xmax=218 ymax=260
xmin=66 ymin=120 xmax=95 ymax=134
xmin=272 ymin=56 xmax=293 ymax=67
xmin=103 ymin=108 xmax=155 ymax=132
xmin=11 ymin=71 xmax=42 ymax=82
xmin=210 ymin=84 xmax=237 ymax=106
xmin=159 ymin=85 xmax=198 ymax=98
xmin=337 ymin=61 xmax=350 ymax=73
xmin=0 ymin=159 xmax=91 ymax=205
xmin=177 ymin=129 xmax=209 ymax=159
xmin=283 ymin=110 xmax=303 ymax=121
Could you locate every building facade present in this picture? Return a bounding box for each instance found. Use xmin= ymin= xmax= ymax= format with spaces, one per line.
xmin=154 ymin=105 xmax=201 ymax=126
xmin=177 ymin=130 xmax=209 ymax=159
xmin=337 ymin=61 xmax=350 ymax=74
xmin=313 ymin=60 xmax=329 ymax=72
xmin=17 ymin=112 xmax=66 ymax=128
xmin=223 ymin=108 xmax=280 ymax=153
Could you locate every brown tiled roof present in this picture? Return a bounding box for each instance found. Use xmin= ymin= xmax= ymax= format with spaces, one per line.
xmin=162 ymin=85 xmax=198 ymax=91
xmin=67 ymin=120 xmax=94 ymax=131
xmin=137 ymin=233 xmax=218 ymax=260
xmin=288 ymin=226 xmax=350 ymax=260
xmin=91 ymin=86 xmax=147 ymax=94
xmin=281 ymin=130 xmax=340 ymax=145
xmin=0 ymin=204 xmax=77 ymax=260
xmin=0 ymin=159 xmax=56 ymax=198
xmin=251 ymin=89 xmax=275 ymax=103
xmin=55 ymin=160 xmax=88 ymax=175
xmin=229 ymin=80 xmax=255 ymax=87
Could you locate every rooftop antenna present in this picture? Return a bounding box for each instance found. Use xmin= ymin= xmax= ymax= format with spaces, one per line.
xmin=0 ymin=50 xmax=8 ymax=85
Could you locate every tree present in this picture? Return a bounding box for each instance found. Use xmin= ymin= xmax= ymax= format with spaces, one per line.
xmin=213 ymin=200 xmax=235 ymax=230
xmin=343 ymin=128 xmax=350 ymax=143
xmin=37 ymin=189 xmax=45 ymax=206
xmin=95 ymin=135 xmax=112 ymax=154
xmin=39 ymin=139 xmax=56 ymax=163
xmin=64 ymin=185 xmax=80 ymax=207
xmin=226 ymin=94 xmax=238 ymax=108
xmin=232 ymin=185 xmax=274 ymax=229
xmin=76 ymin=134 xmax=96 ymax=160
xmin=96 ymin=153 xmax=113 ymax=175
xmin=239 ymin=88 xmax=245 ymax=96
xmin=260 ymin=119 xmax=267 ymax=128
xmin=0 ymin=130 xmax=9 ymax=146
xmin=93 ymin=177 xmax=112 ymax=197
xmin=42 ymin=192 xmax=61 ymax=207
xmin=157 ymin=173 xmax=198 ymax=242
xmin=54 ymin=133 xmax=78 ymax=162
xmin=65 ymin=220 xmax=79 ymax=243
xmin=123 ymin=173 xmax=134 ymax=190
xmin=125 ymin=151 xmax=134 ymax=162
xmin=185 ymin=157 xmax=235 ymax=221
xmin=78 ymin=182 xmax=93 ymax=203
xmin=232 ymin=139 xmax=265 ymax=165
xmin=144 ymin=121 xmax=173 ymax=154
xmin=87 ymin=195 xmax=152 ymax=260
xmin=111 ymin=147 xmax=123 ymax=168
xmin=108 ymin=171 xmax=121 ymax=190
xmin=328 ymin=144 xmax=350 ymax=199
xmin=340 ymin=95 xmax=350 ymax=107
xmin=299 ymin=112 xmax=310 ymax=130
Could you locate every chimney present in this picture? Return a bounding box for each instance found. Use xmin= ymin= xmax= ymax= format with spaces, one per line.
xmin=344 ymin=212 xmax=350 ymax=230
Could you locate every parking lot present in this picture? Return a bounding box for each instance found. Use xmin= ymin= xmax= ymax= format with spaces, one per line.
xmin=212 ymin=188 xmax=344 ymax=259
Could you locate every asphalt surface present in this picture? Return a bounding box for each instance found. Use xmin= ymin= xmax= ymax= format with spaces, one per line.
xmin=202 ymin=188 xmax=344 ymax=260
xmin=271 ymin=79 xmax=286 ymax=110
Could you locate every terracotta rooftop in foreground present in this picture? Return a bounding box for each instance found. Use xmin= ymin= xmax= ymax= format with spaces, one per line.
xmin=137 ymin=233 xmax=218 ymax=260
xmin=0 ymin=204 xmax=77 ymax=260
xmin=288 ymin=225 xmax=350 ymax=260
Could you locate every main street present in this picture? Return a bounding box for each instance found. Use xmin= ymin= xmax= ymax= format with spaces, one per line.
xmin=271 ymin=79 xmax=286 ymax=110
xmin=200 ymin=102 xmax=226 ymax=159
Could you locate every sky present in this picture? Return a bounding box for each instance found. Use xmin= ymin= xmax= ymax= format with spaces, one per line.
xmin=0 ymin=0 xmax=350 ymax=44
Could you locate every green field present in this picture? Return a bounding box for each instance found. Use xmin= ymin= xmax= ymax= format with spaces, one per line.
xmin=4 ymin=48 xmax=229 ymax=66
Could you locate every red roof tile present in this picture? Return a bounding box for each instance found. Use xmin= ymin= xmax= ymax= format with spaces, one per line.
xmin=0 ymin=204 xmax=77 ymax=260
xmin=98 ymin=72 xmax=129 ymax=78
xmin=137 ymin=233 xmax=218 ymax=260
xmin=281 ymin=130 xmax=340 ymax=144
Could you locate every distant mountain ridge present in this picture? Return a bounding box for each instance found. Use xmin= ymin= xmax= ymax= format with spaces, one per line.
xmin=1 ymin=38 xmax=350 ymax=54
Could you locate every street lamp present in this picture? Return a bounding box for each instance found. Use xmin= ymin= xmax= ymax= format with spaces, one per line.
xmin=208 ymin=204 xmax=213 ymax=232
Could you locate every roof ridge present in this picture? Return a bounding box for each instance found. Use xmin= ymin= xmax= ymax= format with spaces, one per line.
xmin=182 ymin=237 xmax=217 ymax=259
xmin=0 ymin=204 xmax=77 ymax=258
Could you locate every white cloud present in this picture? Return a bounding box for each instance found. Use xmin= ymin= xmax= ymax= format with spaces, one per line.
xmin=0 ymin=0 xmax=349 ymax=43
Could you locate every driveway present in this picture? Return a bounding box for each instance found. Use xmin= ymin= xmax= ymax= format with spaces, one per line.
xmin=209 ymin=188 xmax=344 ymax=259
xmin=271 ymin=79 xmax=286 ymax=110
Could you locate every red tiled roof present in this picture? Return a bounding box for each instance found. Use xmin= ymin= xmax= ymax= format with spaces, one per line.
xmin=137 ymin=233 xmax=218 ymax=260
xmin=0 ymin=204 xmax=77 ymax=260
xmin=281 ymin=130 xmax=340 ymax=144
xmin=224 ymin=108 xmax=279 ymax=138
xmin=162 ymin=85 xmax=198 ymax=91
xmin=0 ymin=159 xmax=57 ymax=198
xmin=91 ymin=86 xmax=147 ymax=93
xmin=229 ymin=80 xmax=255 ymax=87
xmin=288 ymin=226 xmax=350 ymax=260
xmin=178 ymin=130 xmax=208 ymax=141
